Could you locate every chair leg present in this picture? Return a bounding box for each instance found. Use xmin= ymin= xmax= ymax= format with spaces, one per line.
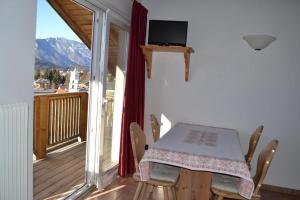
xmin=149 ymin=185 xmax=155 ymax=197
xmin=171 ymin=186 xmax=177 ymax=200
xmin=134 ymin=182 xmax=144 ymax=200
xmin=209 ymin=191 xmax=213 ymax=200
xmin=163 ymin=186 xmax=169 ymax=200
xmin=140 ymin=183 xmax=148 ymax=199
xmin=215 ymin=195 xmax=223 ymax=200
xmin=252 ymin=195 xmax=261 ymax=200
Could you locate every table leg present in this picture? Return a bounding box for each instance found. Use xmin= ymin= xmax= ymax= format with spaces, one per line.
xmin=176 ymin=169 xmax=212 ymax=200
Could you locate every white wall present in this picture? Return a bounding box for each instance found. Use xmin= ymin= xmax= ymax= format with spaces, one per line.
xmin=0 ymin=0 xmax=36 ymax=199
xmin=94 ymin=0 xmax=132 ymax=21
xmin=142 ymin=0 xmax=300 ymax=190
xmin=0 ymin=1 xmax=36 ymax=105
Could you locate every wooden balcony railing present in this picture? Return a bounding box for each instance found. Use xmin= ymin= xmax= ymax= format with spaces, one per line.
xmin=34 ymin=92 xmax=88 ymax=159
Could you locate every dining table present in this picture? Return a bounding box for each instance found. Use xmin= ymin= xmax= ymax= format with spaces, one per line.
xmin=139 ymin=122 xmax=254 ymax=200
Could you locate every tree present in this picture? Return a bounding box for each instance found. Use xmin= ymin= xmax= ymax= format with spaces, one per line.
xmin=49 ymin=69 xmax=54 ymax=83
xmin=52 ymin=69 xmax=62 ymax=87
xmin=43 ymin=69 xmax=49 ymax=80
xmin=34 ymin=69 xmax=41 ymax=80
xmin=51 ymin=69 xmax=67 ymax=88
xmin=60 ymin=75 xmax=66 ymax=85
xmin=43 ymin=68 xmax=54 ymax=83
xmin=42 ymin=68 xmax=67 ymax=88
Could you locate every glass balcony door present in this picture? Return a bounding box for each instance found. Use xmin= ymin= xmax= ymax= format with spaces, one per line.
xmin=100 ymin=23 xmax=128 ymax=174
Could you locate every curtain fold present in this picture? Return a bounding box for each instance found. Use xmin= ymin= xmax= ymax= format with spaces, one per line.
xmin=118 ymin=0 xmax=148 ymax=177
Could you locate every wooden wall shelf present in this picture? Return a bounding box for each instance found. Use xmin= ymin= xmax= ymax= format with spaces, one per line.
xmin=140 ymin=45 xmax=194 ymax=81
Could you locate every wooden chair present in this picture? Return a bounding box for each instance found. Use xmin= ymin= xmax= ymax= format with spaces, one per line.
xmin=211 ymin=139 xmax=279 ymax=200
xmin=245 ymin=125 xmax=264 ymax=170
xmin=150 ymin=114 xmax=161 ymax=142
xmin=130 ymin=122 xmax=180 ymax=200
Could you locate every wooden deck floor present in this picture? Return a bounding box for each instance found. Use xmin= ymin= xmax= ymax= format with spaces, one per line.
xmin=33 ymin=142 xmax=86 ymax=200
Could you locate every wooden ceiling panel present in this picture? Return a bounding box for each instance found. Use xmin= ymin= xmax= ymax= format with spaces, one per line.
xmin=61 ymin=0 xmax=74 ymax=4
xmin=69 ymin=10 xmax=92 ymax=16
xmin=71 ymin=15 xmax=92 ymax=21
xmin=46 ymin=0 xmax=122 ymax=76
xmin=64 ymin=4 xmax=84 ymax=10
xmin=81 ymin=26 xmax=93 ymax=31
xmin=47 ymin=0 xmax=93 ymax=49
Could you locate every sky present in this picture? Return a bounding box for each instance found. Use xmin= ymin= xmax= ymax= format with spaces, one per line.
xmin=36 ymin=0 xmax=81 ymax=42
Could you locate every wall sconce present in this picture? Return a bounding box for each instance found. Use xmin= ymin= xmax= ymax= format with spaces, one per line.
xmin=243 ymin=35 xmax=276 ymax=51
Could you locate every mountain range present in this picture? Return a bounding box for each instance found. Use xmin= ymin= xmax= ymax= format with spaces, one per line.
xmin=35 ymin=37 xmax=91 ymax=70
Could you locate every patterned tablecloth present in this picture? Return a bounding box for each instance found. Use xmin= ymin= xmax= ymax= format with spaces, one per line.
xmin=139 ymin=123 xmax=254 ymax=199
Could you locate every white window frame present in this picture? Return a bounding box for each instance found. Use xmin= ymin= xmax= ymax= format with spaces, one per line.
xmin=65 ymin=0 xmax=130 ymax=198
xmin=97 ymin=10 xmax=130 ymax=188
xmin=65 ymin=0 xmax=105 ymax=198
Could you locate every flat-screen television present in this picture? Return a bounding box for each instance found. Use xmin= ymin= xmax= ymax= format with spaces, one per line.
xmin=148 ymin=20 xmax=188 ymax=47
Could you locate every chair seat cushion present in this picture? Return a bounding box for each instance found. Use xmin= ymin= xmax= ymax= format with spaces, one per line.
xmin=150 ymin=163 xmax=180 ymax=183
xmin=212 ymin=174 xmax=240 ymax=194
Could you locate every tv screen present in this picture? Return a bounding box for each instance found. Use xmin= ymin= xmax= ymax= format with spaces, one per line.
xmin=148 ymin=20 xmax=188 ymax=47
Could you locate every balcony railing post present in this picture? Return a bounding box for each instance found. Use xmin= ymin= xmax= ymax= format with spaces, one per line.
xmin=34 ymin=95 xmax=49 ymax=159
xmin=79 ymin=92 xmax=88 ymax=141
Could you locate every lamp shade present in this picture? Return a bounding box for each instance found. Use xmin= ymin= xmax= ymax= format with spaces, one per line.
xmin=243 ymin=35 xmax=276 ymax=51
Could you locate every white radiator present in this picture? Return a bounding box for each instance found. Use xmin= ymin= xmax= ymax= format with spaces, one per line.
xmin=0 ymin=103 xmax=29 ymax=200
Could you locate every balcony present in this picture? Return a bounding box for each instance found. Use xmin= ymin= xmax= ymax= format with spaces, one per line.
xmin=33 ymin=92 xmax=88 ymax=160
xmin=33 ymin=92 xmax=88 ymax=199
xmin=33 ymin=142 xmax=86 ymax=200
xmin=33 ymin=90 xmax=120 ymax=199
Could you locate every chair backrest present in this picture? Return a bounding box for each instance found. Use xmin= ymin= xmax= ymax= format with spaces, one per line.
xmin=252 ymin=139 xmax=278 ymax=195
xmin=245 ymin=125 xmax=264 ymax=168
xmin=130 ymin=122 xmax=147 ymax=170
xmin=150 ymin=114 xmax=160 ymax=142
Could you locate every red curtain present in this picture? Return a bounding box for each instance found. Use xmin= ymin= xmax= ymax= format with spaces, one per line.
xmin=118 ymin=1 xmax=148 ymax=177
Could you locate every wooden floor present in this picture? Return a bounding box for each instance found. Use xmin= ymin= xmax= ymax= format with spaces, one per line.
xmin=33 ymin=142 xmax=299 ymax=200
xmin=33 ymin=142 xmax=86 ymax=200
xmin=82 ymin=177 xmax=300 ymax=200
xmin=33 ymin=140 xmax=117 ymax=200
